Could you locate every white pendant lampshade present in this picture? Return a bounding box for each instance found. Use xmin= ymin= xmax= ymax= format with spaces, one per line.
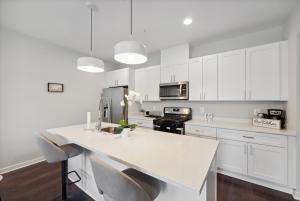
xmin=114 ymin=0 xmax=147 ymax=65
xmin=77 ymin=57 xmax=104 ymax=73
xmin=114 ymin=40 xmax=147 ymax=65
xmin=77 ymin=3 xmax=104 ymax=73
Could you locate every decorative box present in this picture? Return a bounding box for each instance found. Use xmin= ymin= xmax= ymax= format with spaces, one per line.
xmin=252 ymin=118 xmax=281 ymax=129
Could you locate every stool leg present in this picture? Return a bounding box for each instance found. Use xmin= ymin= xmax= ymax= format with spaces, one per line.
xmin=61 ymin=160 xmax=68 ymax=200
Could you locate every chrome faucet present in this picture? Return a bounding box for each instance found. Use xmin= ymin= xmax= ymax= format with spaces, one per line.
xmin=96 ymin=98 xmax=103 ymax=132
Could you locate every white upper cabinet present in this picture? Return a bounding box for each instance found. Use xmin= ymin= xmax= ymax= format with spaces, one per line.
xmin=161 ymin=63 xmax=189 ymax=83
xmin=246 ymin=42 xmax=281 ymax=100
xmin=105 ymin=68 xmax=134 ymax=89
xmin=279 ymin=41 xmax=288 ymax=101
xmin=202 ymin=55 xmax=218 ymax=100
xmin=160 ymin=44 xmax=189 ymax=83
xmin=135 ymin=65 xmax=160 ymax=101
xmin=218 ymin=49 xmax=246 ymax=100
xmin=189 ymin=57 xmax=203 ymax=101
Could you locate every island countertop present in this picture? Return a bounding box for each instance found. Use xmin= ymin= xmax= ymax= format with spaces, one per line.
xmin=47 ymin=122 xmax=219 ymax=194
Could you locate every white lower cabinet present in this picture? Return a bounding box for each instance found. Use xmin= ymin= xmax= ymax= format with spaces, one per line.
xmin=217 ymin=129 xmax=288 ymax=186
xmin=218 ymin=139 xmax=248 ymax=175
xmin=248 ymin=144 xmax=287 ymax=185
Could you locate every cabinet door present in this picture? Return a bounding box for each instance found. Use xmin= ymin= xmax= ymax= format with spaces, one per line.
xmin=135 ymin=68 xmax=148 ymax=101
xmin=189 ymin=58 xmax=203 ymax=100
xmin=147 ymin=66 xmax=160 ymax=101
xmin=217 ymin=139 xmax=248 ymax=175
xmin=115 ymin=68 xmax=129 ymax=86
xmin=203 ymin=55 xmax=218 ymax=100
xmin=246 ymin=43 xmax=280 ymax=100
xmin=248 ymin=144 xmax=287 ymax=185
xmin=279 ymin=41 xmax=288 ymax=100
xmin=172 ymin=63 xmax=189 ymax=82
xmin=135 ymin=66 xmax=160 ymax=101
xmin=160 ymin=65 xmax=173 ymax=83
xmin=105 ymin=71 xmax=117 ymax=87
xmin=218 ymin=49 xmax=246 ymax=100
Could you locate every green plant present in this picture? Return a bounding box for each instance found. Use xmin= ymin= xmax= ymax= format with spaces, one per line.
xmin=118 ymin=119 xmax=137 ymax=130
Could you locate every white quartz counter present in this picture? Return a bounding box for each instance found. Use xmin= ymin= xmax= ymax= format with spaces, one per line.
xmin=185 ymin=119 xmax=296 ymax=136
xmin=47 ymin=122 xmax=219 ymax=193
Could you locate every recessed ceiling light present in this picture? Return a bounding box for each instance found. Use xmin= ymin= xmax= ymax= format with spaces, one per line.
xmin=183 ymin=17 xmax=193 ymax=25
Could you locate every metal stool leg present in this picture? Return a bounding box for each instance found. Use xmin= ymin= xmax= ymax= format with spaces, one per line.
xmin=61 ymin=160 xmax=68 ymax=200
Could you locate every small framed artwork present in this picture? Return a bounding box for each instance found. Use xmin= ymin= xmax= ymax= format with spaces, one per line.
xmin=48 ymin=83 xmax=64 ymax=93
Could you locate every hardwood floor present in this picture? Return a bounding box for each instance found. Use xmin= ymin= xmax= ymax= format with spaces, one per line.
xmin=217 ymin=174 xmax=295 ymax=201
xmin=0 ymin=162 xmax=296 ymax=201
xmin=0 ymin=162 xmax=93 ymax=201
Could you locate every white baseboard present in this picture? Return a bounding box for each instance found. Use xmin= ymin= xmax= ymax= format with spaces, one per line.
xmin=0 ymin=157 xmax=45 ymax=174
xmin=293 ymin=190 xmax=300 ymax=201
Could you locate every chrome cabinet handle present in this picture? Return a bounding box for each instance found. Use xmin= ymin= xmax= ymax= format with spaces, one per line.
xmin=200 ymin=93 xmax=202 ymax=100
xmin=243 ymin=136 xmax=254 ymax=139
xmin=242 ymin=90 xmax=246 ymax=100
xmin=204 ymin=92 xmax=206 ymax=100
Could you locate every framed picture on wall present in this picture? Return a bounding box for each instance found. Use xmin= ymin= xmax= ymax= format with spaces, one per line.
xmin=48 ymin=83 xmax=64 ymax=93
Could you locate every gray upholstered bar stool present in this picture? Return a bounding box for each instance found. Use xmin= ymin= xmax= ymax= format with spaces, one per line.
xmin=90 ymin=156 xmax=160 ymax=201
xmin=36 ymin=134 xmax=83 ymax=201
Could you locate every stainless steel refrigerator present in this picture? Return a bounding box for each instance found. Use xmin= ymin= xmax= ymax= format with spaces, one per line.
xmin=100 ymin=87 xmax=128 ymax=124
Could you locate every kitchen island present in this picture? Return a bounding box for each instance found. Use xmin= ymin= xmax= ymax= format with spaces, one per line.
xmin=47 ymin=122 xmax=219 ymax=201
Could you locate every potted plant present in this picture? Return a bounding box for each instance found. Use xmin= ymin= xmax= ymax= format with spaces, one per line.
xmin=114 ymin=120 xmax=137 ymax=137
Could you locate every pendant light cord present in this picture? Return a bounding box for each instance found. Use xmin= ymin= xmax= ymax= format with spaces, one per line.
xmin=130 ymin=0 xmax=133 ymax=39
xmin=90 ymin=7 xmax=93 ymax=56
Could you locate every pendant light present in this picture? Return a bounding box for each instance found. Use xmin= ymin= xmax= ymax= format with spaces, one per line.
xmin=114 ymin=0 xmax=147 ymax=65
xmin=77 ymin=3 xmax=104 ymax=73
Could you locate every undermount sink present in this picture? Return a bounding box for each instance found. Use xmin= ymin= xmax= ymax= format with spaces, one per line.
xmin=101 ymin=127 xmax=116 ymax=134
xmin=101 ymin=126 xmax=124 ymax=134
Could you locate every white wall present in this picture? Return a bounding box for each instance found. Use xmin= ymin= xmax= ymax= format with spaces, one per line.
xmin=135 ymin=25 xmax=286 ymax=119
xmin=191 ymin=25 xmax=284 ymax=58
xmin=0 ymin=28 xmax=108 ymax=171
xmin=283 ymin=2 xmax=300 ymax=197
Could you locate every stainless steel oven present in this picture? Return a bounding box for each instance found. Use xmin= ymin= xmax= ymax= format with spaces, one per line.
xmin=159 ymin=81 xmax=189 ymax=100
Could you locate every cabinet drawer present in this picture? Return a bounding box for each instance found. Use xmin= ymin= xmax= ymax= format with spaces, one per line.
xmin=217 ymin=129 xmax=287 ymax=147
xmin=128 ymin=118 xmax=153 ymax=128
xmin=185 ymin=125 xmax=217 ymax=138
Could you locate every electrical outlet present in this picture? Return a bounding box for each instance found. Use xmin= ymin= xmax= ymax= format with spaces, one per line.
xmin=199 ymin=107 xmax=205 ymax=114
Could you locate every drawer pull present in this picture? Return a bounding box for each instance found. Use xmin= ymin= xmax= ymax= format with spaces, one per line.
xmin=243 ymin=136 xmax=254 ymax=139
xmin=137 ymin=122 xmax=143 ymax=125
xmin=196 ymin=129 xmax=204 ymax=133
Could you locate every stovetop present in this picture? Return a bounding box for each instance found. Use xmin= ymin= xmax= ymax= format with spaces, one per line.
xmin=153 ymin=107 xmax=192 ymax=125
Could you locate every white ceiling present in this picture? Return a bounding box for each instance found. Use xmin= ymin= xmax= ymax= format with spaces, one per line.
xmin=0 ymin=0 xmax=298 ymax=66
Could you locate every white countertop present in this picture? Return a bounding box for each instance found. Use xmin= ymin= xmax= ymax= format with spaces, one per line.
xmin=47 ymin=122 xmax=218 ymax=193
xmin=185 ymin=119 xmax=296 ymax=136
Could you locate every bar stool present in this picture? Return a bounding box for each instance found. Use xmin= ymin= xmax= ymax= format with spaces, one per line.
xmin=36 ymin=134 xmax=83 ymax=201
xmin=0 ymin=175 xmax=2 ymax=201
xmin=90 ymin=156 xmax=160 ymax=201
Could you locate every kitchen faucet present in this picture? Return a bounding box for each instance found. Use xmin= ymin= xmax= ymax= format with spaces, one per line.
xmin=96 ymin=98 xmax=103 ymax=132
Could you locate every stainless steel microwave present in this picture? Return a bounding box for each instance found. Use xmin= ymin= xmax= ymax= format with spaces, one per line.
xmin=159 ymin=81 xmax=189 ymax=100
